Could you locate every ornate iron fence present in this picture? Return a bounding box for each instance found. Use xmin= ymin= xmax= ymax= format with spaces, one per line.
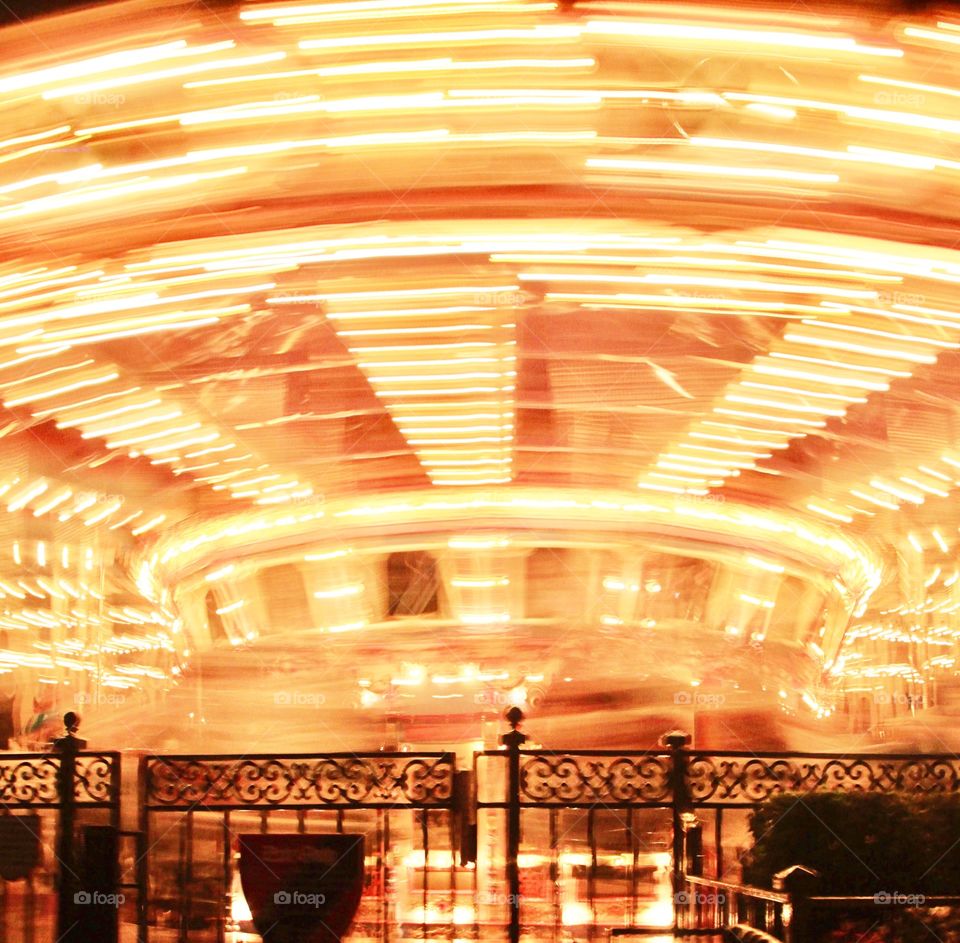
xmin=516 ymin=750 xmax=674 ymax=806
xmin=479 ymin=727 xmax=960 ymax=943
xmin=684 ymin=750 xmax=960 ymax=804
xmin=0 ymin=749 xmax=121 ymax=943
xmin=138 ymin=752 xmax=458 ymax=943
xmin=0 ymin=750 xmax=120 ymax=807
xmin=6 ymin=735 xmax=960 ymax=943
xmin=142 ymin=752 xmax=455 ymax=809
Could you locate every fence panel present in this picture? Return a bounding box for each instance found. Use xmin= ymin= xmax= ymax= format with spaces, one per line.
xmin=138 ymin=752 xmax=457 ymax=943
xmin=6 ymin=741 xmax=960 ymax=942
xmin=0 ymin=751 xmax=121 ymax=943
xmin=476 ymin=749 xmax=677 ymax=942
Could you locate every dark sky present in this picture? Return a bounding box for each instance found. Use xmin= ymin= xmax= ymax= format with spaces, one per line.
xmin=0 ymin=0 xmax=239 ymax=25
xmin=0 ymin=0 xmax=93 ymax=24
xmin=0 ymin=0 xmax=954 ymax=29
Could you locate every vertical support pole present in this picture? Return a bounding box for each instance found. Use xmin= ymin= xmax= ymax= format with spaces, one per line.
xmin=24 ymin=872 xmax=34 ymax=943
xmin=715 ymin=808 xmax=724 ymax=881
xmin=774 ymin=866 xmax=819 ymax=943
xmin=587 ymin=808 xmax=597 ymax=940
xmin=137 ymin=756 xmax=150 ymax=943
xmin=549 ymin=809 xmax=560 ymax=943
xmin=219 ymin=811 xmax=231 ymax=943
xmin=501 ymin=706 xmax=527 ymax=943
xmin=178 ymin=811 xmax=193 ymax=943
xmin=54 ymin=730 xmax=80 ymax=942
xmin=421 ymin=809 xmax=428 ymax=941
xmin=628 ymin=807 xmax=637 ymax=929
xmin=664 ymin=730 xmax=691 ymax=934
xmin=382 ymin=812 xmax=391 ymax=943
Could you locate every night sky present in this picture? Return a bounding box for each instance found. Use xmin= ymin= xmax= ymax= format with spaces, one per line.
xmin=0 ymin=0 xmax=96 ymax=25
xmin=0 ymin=0 xmax=954 ymax=28
xmin=0 ymin=0 xmax=233 ymax=26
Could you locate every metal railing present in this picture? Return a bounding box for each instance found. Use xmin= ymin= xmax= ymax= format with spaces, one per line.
xmin=677 ymin=870 xmax=960 ymax=942
xmin=676 ymin=874 xmax=790 ymax=938
xmin=138 ymin=751 xmax=458 ymax=943
xmin=0 ymin=745 xmax=121 ymax=943
xmin=5 ymin=714 xmax=960 ymax=942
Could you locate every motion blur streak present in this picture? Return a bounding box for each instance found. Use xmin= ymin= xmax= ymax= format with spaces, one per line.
xmin=0 ymin=0 xmax=956 ymax=754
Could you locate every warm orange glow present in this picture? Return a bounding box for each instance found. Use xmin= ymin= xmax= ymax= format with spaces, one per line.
xmin=0 ymin=0 xmax=951 ymax=777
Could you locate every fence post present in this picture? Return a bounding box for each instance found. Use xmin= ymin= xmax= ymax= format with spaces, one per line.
xmin=774 ymin=865 xmax=819 ymax=943
xmin=54 ymin=718 xmax=83 ymax=941
xmin=664 ymin=730 xmax=691 ymax=932
xmin=137 ymin=754 xmax=150 ymax=943
xmin=501 ymin=706 xmax=527 ymax=943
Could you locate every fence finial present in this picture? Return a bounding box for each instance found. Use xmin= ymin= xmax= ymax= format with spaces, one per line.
xmin=53 ymin=712 xmax=86 ymax=752
xmin=663 ymin=729 xmax=691 ymax=750
xmin=501 ymin=707 xmax=526 ymax=750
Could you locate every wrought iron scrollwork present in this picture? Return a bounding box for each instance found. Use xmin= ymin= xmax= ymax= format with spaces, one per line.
xmin=74 ymin=754 xmax=119 ymax=805
xmin=0 ymin=754 xmax=59 ymax=805
xmin=519 ymin=752 xmax=672 ymax=804
xmin=145 ymin=753 xmax=455 ymax=808
xmin=0 ymin=753 xmax=118 ymax=807
xmin=686 ymin=753 xmax=960 ymax=804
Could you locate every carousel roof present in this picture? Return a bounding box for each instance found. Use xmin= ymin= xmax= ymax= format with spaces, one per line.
xmin=0 ymin=0 xmax=958 ymax=741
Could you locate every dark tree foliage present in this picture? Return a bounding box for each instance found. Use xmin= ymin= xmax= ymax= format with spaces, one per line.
xmin=742 ymin=792 xmax=960 ymax=942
